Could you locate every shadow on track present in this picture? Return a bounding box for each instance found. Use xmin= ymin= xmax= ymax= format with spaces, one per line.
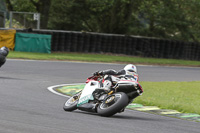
xmin=64 ymin=109 xmax=163 ymax=122
xmin=110 ymin=114 xmax=164 ymax=122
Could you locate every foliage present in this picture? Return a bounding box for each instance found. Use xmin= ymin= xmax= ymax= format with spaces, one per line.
xmin=49 ymin=0 xmax=140 ymax=34
xmin=134 ymin=0 xmax=200 ymax=42
xmin=7 ymin=0 xmax=36 ymax=12
xmin=6 ymin=0 xmax=51 ymax=29
xmin=5 ymin=0 xmax=200 ymax=42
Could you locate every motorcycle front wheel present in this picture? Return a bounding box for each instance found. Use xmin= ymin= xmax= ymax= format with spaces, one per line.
xmin=63 ymin=91 xmax=81 ymax=111
xmin=97 ymin=92 xmax=129 ymax=117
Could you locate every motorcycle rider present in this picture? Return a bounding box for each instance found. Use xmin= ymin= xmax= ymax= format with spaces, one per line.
xmin=93 ymin=64 xmax=143 ymax=96
xmin=77 ymin=64 xmax=143 ymax=113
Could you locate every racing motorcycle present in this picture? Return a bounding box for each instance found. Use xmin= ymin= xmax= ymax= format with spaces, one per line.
xmin=63 ymin=75 xmax=143 ymax=117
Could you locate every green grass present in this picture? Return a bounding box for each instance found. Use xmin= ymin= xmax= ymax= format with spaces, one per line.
xmin=7 ymin=51 xmax=200 ymax=66
xmin=135 ymin=81 xmax=200 ymax=114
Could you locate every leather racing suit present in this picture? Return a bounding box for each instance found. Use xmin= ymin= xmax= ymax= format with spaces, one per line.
xmin=94 ymin=69 xmax=142 ymax=94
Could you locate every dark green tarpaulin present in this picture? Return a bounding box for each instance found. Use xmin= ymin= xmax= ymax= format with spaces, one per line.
xmin=15 ymin=32 xmax=51 ymax=53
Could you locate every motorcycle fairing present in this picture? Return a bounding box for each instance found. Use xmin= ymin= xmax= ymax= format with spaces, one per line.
xmin=77 ymin=81 xmax=100 ymax=107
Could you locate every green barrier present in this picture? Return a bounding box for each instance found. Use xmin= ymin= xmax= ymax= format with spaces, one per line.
xmin=15 ymin=32 xmax=51 ymax=53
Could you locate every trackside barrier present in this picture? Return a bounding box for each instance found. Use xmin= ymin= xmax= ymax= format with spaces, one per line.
xmin=13 ymin=29 xmax=200 ymax=61
xmin=15 ymin=32 xmax=52 ymax=53
xmin=0 ymin=29 xmax=16 ymax=50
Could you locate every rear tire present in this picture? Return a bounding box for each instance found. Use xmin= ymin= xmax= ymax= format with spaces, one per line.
xmin=63 ymin=91 xmax=81 ymax=111
xmin=97 ymin=92 xmax=129 ymax=117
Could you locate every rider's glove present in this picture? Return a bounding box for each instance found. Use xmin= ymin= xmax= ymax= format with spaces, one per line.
xmin=93 ymin=71 xmax=99 ymax=76
xmin=93 ymin=71 xmax=103 ymax=76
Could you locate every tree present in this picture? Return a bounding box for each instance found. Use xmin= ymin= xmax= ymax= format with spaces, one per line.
xmin=135 ymin=0 xmax=200 ymax=42
xmin=29 ymin=0 xmax=51 ymax=29
xmin=0 ymin=0 xmax=7 ymax=27
xmin=5 ymin=0 xmax=51 ymax=29
xmin=5 ymin=0 xmax=200 ymax=42
xmin=49 ymin=0 xmax=142 ymax=34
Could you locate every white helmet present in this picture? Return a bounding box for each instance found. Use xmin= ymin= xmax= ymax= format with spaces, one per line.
xmin=124 ymin=64 xmax=137 ymax=73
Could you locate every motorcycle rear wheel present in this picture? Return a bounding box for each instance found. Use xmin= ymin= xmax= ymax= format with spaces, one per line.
xmin=63 ymin=91 xmax=81 ymax=111
xmin=97 ymin=92 xmax=129 ymax=117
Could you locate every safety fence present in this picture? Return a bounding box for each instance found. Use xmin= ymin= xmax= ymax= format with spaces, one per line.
xmin=0 ymin=29 xmax=16 ymax=50
xmin=1 ymin=28 xmax=200 ymax=61
xmin=0 ymin=29 xmax=51 ymax=53
xmin=18 ymin=29 xmax=200 ymax=61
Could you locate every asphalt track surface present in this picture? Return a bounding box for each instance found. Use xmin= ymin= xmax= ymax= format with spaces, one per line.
xmin=0 ymin=59 xmax=200 ymax=133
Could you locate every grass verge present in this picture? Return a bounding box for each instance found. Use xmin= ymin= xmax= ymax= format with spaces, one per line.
xmin=7 ymin=51 xmax=200 ymax=67
xmin=136 ymin=81 xmax=200 ymax=114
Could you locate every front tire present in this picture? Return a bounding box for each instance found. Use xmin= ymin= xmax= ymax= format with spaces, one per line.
xmin=63 ymin=91 xmax=81 ymax=111
xmin=97 ymin=92 xmax=129 ymax=117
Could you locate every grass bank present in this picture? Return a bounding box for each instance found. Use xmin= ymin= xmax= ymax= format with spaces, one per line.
xmin=7 ymin=51 xmax=200 ymax=67
xmin=136 ymin=81 xmax=200 ymax=114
